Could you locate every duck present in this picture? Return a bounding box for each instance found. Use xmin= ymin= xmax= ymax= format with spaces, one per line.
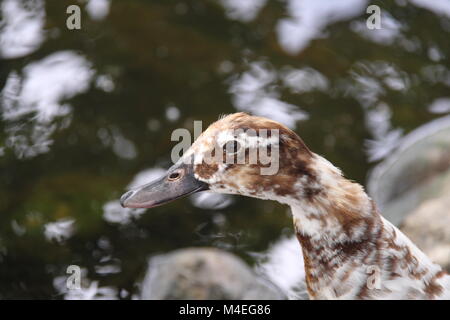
xmin=120 ymin=112 xmax=450 ymax=300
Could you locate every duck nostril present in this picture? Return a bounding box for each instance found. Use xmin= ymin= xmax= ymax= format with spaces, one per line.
xmin=168 ymin=171 xmax=182 ymax=181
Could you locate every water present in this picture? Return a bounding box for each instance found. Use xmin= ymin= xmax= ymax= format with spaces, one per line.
xmin=0 ymin=0 xmax=449 ymax=299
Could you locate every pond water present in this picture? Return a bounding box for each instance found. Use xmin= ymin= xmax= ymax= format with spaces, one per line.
xmin=0 ymin=0 xmax=449 ymax=299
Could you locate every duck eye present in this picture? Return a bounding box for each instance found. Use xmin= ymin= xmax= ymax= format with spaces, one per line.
xmin=168 ymin=170 xmax=182 ymax=181
xmin=223 ymin=140 xmax=241 ymax=154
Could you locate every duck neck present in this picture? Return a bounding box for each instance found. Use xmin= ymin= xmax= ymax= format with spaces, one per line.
xmin=288 ymin=155 xmax=447 ymax=299
xmin=290 ymin=154 xmax=379 ymax=240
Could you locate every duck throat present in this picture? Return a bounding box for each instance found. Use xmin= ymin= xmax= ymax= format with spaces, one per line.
xmin=289 ymin=155 xmax=449 ymax=299
xmin=291 ymin=195 xmax=383 ymax=299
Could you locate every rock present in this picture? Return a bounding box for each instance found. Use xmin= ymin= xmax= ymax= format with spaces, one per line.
xmin=368 ymin=115 xmax=450 ymax=271
xmin=400 ymin=172 xmax=450 ymax=271
xmin=140 ymin=247 xmax=286 ymax=300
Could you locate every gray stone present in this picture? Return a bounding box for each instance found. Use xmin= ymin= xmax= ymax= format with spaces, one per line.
xmin=400 ymin=171 xmax=450 ymax=271
xmin=368 ymin=115 xmax=450 ymax=271
xmin=140 ymin=247 xmax=286 ymax=300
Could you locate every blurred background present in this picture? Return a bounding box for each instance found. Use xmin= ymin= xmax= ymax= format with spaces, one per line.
xmin=0 ymin=0 xmax=449 ymax=299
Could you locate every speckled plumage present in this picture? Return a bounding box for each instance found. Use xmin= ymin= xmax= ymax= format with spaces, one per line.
xmin=178 ymin=112 xmax=450 ymax=300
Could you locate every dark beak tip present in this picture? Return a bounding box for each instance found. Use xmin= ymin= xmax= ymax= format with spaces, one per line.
xmin=120 ymin=190 xmax=134 ymax=208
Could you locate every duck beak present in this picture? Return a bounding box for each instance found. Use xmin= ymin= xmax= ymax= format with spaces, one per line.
xmin=120 ymin=163 xmax=209 ymax=209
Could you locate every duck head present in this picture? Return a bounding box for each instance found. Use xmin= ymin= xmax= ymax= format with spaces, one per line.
xmin=120 ymin=112 xmax=319 ymax=209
